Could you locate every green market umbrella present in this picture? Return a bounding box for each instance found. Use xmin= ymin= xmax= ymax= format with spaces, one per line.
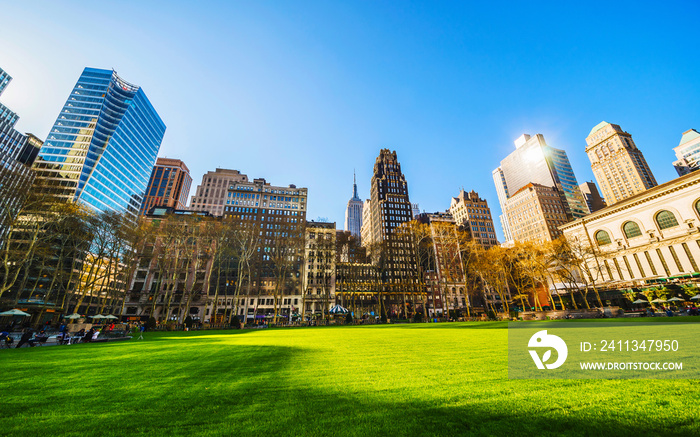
xmin=632 ymin=299 xmax=648 ymax=304
xmin=0 ymin=309 xmax=30 ymax=316
xmin=90 ymin=315 xmax=106 ymax=319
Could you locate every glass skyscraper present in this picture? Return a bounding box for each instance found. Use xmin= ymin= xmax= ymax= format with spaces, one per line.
xmin=0 ymin=66 xmax=41 ymax=236
xmin=33 ymin=68 xmax=166 ymax=218
xmin=0 ymin=68 xmax=10 ymax=95
xmin=494 ymin=133 xmax=588 ymax=243
xmin=497 ymin=134 xmax=588 ymax=218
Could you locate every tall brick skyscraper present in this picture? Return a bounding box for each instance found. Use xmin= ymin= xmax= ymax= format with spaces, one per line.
xmin=140 ymin=158 xmax=192 ymax=214
xmin=369 ymin=149 xmax=419 ymax=317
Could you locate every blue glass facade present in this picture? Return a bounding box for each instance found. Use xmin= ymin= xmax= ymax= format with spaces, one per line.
xmin=0 ymin=68 xmax=10 ymax=96
xmin=0 ymin=67 xmax=25 ymax=162
xmin=548 ymin=147 xmax=589 ymax=218
xmin=34 ymin=68 xmax=166 ymax=218
xmin=498 ymin=134 xmax=589 ymax=220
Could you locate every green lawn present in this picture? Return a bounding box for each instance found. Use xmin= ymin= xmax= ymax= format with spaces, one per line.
xmin=1 ymin=322 xmax=699 ymax=436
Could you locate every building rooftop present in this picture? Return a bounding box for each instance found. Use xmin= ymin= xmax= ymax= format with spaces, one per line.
xmin=588 ymin=121 xmax=609 ymax=137
xmin=155 ymin=157 xmax=190 ymax=173
xmin=306 ymin=221 xmax=336 ymax=229
xmin=678 ymin=129 xmax=700 ymax=147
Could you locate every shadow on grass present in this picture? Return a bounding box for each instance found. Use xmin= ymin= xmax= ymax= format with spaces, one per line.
xmin=2 ymin=340 xmax=696 ymax=437
xmin=248 ymin=386 xmax=697 ymax=437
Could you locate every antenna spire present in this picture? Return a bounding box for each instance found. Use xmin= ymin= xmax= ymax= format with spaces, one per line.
xmin=352 ymin=169 xmax=359 ymax=200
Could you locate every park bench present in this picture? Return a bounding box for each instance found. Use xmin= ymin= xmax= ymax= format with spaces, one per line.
xmin=33 ymin=336 xmax=49 ymax=346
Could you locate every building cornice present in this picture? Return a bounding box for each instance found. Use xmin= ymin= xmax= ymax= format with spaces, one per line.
xmin=561 ymin=172 xmax=700 ymax=231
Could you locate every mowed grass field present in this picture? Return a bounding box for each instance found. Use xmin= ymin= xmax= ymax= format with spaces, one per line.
xmin=1 ymin=322 xmax=699 ymax=436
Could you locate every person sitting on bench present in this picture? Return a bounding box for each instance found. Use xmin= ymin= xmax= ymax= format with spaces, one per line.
xmin=34 ymin=330 xmax=49 ymax=346
xmin=1 ymin=331 xmax=13 ymax=348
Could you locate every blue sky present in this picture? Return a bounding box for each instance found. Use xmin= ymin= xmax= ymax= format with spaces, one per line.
xmin=1 ymin=1 xmax=699 ymax=240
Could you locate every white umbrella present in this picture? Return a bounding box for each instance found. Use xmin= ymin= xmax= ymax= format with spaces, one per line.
xmin=667 ymin=297 xmax=685 ymax=302
xmin=690 ymin=294 xmax=700 ymax=300
xmin=65 ymin=313 xmax=82 ymax=319
xmin=650 ymin=298 xmax=667 ymax=303
xmin=632 ymin=299 xmax=648 ymax=304
xmin=90 ymin=315 xmax=106 ymax=319
xmin=0 ymin=309 xmax=30 ymax=316
xmin=328 ymin=305 xmax=349 ymax=315
xmin=103 ymin=315 xmax=118 ymax=319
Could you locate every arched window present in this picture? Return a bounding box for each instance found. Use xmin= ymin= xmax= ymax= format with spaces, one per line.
xmin=622 ymin=221 xmax=642 ymax=239
xmin=695 ymin=199 xmax=700 ymax=216
xmin=655 ymin=210 xmax=679 ymax=230
xmin=595 ymin=230 xmax=611 ymax=246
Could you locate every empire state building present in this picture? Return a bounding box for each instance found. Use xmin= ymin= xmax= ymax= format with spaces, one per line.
xmin=344 ymin=171 xmax=363 ymax=242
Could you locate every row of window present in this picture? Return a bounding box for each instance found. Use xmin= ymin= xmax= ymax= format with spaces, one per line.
xmin=594 ymin=205 xmax=697 ymax=246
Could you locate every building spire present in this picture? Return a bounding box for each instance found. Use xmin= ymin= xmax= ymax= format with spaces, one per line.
xmin=352 ymin=169 xmax=360 ymax=200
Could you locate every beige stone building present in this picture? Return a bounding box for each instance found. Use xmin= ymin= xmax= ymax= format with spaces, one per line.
xmin=504 ymin=183 xmax=569 ymax=243
xmin=585 ymin=121 xmax=657 ymax=205
xmin=189 ymin=168 xmax=248 ymax=216
xmin=560 ymin=170 xmax=700 ymax=286
xmin=449 ymin=189 xmax=498 ymax=248
xmin=303 ymin=221 xmax=336 ymax=317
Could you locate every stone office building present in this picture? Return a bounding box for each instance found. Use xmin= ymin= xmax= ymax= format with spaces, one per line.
xmin=449 ymin=189 xmax=498 ymax=248
xmin=303 ymin=221 xmax=336 ymax=317
xmin=585 ymin=121 xmax=657 ymax=206
xmin=217 ymin=175 xmax=308 ymax=322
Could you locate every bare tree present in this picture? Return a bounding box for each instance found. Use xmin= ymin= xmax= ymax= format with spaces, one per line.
xmin=268 ymin=221 xmax=304 ymax=324
xmin=70 ymin=210 xmax=129 ymax=315
xmin=454 ymin=231 xmax=483 ymax=318
xmin=399 ymin=220 xmax=433 ymax=320
xmin=558 ymin=235 xmax=604 ymax=308
xmin=306 ymin=227 xmax=336 ymax=323
xmin=508 ymin=242 xmax=550 ymax=312
xmin=0 ymin=190 xmax=63 ymax=302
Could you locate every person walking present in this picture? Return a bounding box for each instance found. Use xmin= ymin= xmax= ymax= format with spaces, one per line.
xmin=138 ymin=324 xmax=145 ymax=340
